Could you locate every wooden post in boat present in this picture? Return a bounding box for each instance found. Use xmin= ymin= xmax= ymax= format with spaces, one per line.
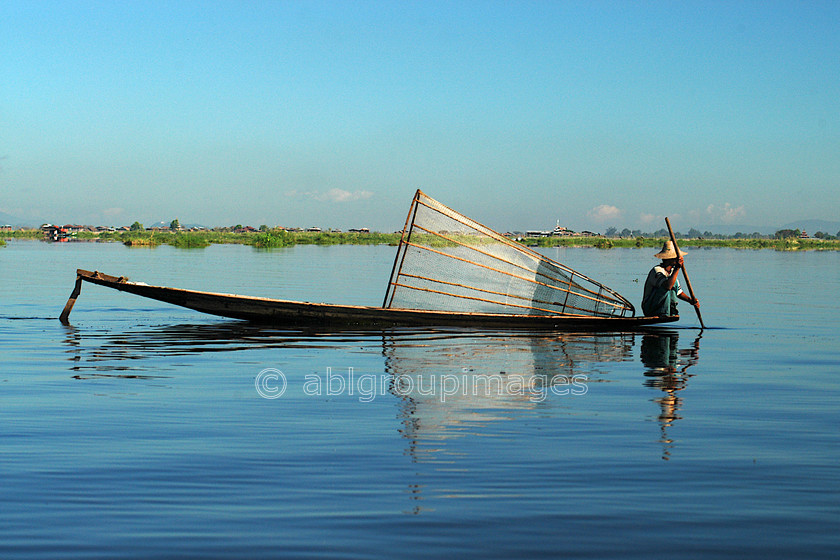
xmin=59 ymin=274 xmax=83 ymax=325
xmin=665 ymin=217 xmax=705 ymax=329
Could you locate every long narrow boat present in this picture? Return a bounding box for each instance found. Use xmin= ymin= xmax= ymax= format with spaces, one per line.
xmin=61 ymin=269 xmax=675 ymax=329
xmin=59 ymin=191 xmax=678 ymax=330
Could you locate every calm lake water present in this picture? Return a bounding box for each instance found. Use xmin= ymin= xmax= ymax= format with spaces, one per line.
xmin=1 ymin=240 xmax=839 ymax=559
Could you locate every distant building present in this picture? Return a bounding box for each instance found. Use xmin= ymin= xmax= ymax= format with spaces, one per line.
xmin=552 ymin=221 xmax=574 ymax=236
xmin=42 ymin=224 xmax=69 ymax=240
xmin=348 ymin=227 xmax=370 ymax=233
xmin=305 ymin=227 xmax=322 ymax=232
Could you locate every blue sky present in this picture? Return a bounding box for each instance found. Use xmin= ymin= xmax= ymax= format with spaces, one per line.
xmin=2 ymin=0 xmax=838 ymax=232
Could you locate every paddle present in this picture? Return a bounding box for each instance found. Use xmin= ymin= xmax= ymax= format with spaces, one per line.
xmin=665 ymin=217 xmax=705 ymax=329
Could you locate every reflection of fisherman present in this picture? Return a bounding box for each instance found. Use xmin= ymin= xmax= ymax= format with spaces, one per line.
xmin=640 ymin=331 xmax=701 ymax=460
xmin=640 ymin=333 xmax=679 ymax=376
xmin=642 ymin=240 xmax=700 ymax=317
xmin=640 ymin=331 xmax=700 ymax=381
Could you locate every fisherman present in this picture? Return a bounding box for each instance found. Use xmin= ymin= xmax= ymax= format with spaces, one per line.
xmin=642 ymin=240 xmax=700 ymax=317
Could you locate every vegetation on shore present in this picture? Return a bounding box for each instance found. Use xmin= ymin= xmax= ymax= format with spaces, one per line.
xmin=90 ymin=229 xmax=402 ymax=249
xmin=5 ymin=227 xmax=840 ymax=250
xmin=251 ymin=230 xmax=401 ymax=248
xmin=122 ymin=237 xmax=158 ymax=247
xmin=168 ymin=233 xmax=211 ymax=249
xmin=2 ymin=230 xmax=42 ymax=240
xmin=520 ymin=235 xmax=840 ymax=251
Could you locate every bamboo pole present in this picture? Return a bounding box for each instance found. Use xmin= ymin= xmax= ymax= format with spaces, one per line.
xmin=383 ymin=190 xmax=422 ymax=308
xmin=665 ymin=217 xmax=705 ymax=329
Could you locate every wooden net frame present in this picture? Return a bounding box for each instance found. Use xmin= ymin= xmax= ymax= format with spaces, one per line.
xmin=383 ymin=191 xmax=635 ymax=318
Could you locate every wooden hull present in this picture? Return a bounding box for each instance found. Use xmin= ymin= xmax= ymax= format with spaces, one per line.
xmin=67 ymin=269 xmax=678 ymax=330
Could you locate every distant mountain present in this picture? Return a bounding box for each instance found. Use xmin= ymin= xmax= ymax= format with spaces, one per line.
xmin=687 ymin=224 xmax=775 ymax=236
xmin=0 ymin=211 xmax=18 ymax=226
xmin=780 ymin=219 xmax=840 ymax=236
xmin=0 ymin=210 xmax=45 ymax=228
xmin=148 ymin=221 xmax=209 ymax=230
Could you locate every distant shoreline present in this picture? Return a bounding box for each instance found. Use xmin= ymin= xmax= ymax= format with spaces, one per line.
xmin=3 ymin=229 xmax=838 ymax=251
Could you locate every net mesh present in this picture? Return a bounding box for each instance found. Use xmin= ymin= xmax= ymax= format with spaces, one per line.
xmin=383 ymin=191 xmax=634 ymax=318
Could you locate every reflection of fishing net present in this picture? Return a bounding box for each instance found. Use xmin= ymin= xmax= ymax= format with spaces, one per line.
xmin=383 ymin=191 xmax=634 ymax=317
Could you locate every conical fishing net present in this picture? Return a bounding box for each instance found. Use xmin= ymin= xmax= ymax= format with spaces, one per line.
xmin=383 ymin=191 xmax=634 ymax=317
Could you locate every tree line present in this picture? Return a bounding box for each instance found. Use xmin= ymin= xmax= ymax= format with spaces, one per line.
xmin=604 ymin=227 xmax=840 ymax=240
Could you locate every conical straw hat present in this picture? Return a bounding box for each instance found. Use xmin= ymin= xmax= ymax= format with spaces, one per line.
xmin=654 ymin=239 xmax=687 ymax=259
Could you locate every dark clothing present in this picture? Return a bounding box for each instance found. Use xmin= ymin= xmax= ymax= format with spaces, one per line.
xmin=642 ymin=265 xmax=682 ymax=316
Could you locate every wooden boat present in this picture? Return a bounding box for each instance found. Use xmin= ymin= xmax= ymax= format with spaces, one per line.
xmin=61 ymin=269 xmax=676 ymax=329
xmin=59 ymin=191 xmax=678 ymax=330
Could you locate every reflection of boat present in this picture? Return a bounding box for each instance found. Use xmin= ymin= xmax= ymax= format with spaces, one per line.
xmin=382 ymin=330 xmax=637 ymax=446
xmin=62 ymin=322 xmax=700 ymax=469
xmin=63 ymin=320 xmax=640 ymax=442
xmin=59 ymin=191 xmax=677 ymax=329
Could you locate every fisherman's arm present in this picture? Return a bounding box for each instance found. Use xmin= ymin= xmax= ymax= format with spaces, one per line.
xmin=665 ymin=256 xmax=684 ymax=290
xmin=678 ymin=291 xmax=699 ymax=307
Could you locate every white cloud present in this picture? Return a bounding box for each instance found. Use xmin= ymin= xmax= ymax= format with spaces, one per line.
xmin=318 ymin=188 xmax=374 ymax=203
xmin=640 ymin=213 xmax=683 ymax=228
xmin=285 ymin=189 xmax=374 ymax=203
xmin=587 ymin=204 xmax=622 ymax=223
xmin=102 ymin=207 xmax=124 ymax=217
xmin=706 ymin=203 xmax=745 ymax=223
